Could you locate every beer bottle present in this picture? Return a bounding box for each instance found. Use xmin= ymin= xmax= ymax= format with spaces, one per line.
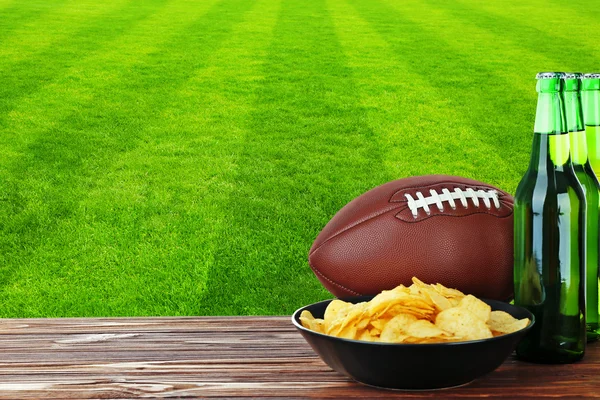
xmin=581 ymin=72 xmax=600 ymax=338
xmin=582 ymin=73 xmax=600 ymax=173
xmin=514 ymin=72 xmax=586 ymax=363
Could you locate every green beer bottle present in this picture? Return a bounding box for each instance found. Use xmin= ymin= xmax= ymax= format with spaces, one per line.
xmin=514 ymin=72 xmax=586 ymax=363
xmin=564 ymin=73 xmax=600 ymax=342
xmin=581 ymin=72 xmax=600 ymax=338
xmin=582 ymin=73 xmax=600 ymax=174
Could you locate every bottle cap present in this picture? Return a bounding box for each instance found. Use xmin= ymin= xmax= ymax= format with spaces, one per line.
xmin=536 ymin=72 xmax=563 ymax=92
xmin=536 ymin=72 xmax=563 ymax=79
xmin=562 ymin=73 xmax=582 ymax=91
xmin=582 ymin=73 xmax=600 ymax=91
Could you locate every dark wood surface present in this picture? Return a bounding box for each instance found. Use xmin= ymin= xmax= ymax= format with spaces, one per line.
xmin=0 ymin=316 xmax=598 ymax=399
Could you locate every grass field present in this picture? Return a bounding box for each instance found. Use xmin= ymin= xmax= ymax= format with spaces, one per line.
xmin=0 ymin=0 xmax=598 ymax=317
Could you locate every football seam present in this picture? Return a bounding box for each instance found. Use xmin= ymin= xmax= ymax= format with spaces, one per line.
xmin=397 ymin=206 xmax=514 ymax=223
xmin=309 ymin=204 xmax=403 ymax=257
xmin=309 ymin=263 xmax=362 ymax=296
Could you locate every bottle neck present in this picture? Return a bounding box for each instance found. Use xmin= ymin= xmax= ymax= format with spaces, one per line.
xmin=564 ymin=90 xmax=587 ymax=165
xmin=531 ymin=90 xmax=570 ymax=171
xmin=534 ymin=91 xmax=566 ymax=134
xmin=564 ymin=90 xmax=585 ymax=132
xmin=582 ymin=88 xmax=600 ymax=126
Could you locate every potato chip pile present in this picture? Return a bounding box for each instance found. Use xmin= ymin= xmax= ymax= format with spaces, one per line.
xmin=300 ymin=277 xmax=530 ymax=343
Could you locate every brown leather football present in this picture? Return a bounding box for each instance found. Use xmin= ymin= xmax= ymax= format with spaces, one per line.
xmin=308 ymin=175 xmax=514 ymax=301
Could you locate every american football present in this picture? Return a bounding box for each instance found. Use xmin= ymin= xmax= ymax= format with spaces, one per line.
xmin=308 ymin=175 xmax=514 ymax=301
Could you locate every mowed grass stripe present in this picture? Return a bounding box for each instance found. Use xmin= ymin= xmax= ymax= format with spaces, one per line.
xmin=0 ymin=0 xmax=69 ymax=42
xmin=327 ymin=0 xmax=498 ymax=180
xmin=410 ymin=0 xmax=563 ymax=89
xmin=326 ymin=0 xmax=438 ymax=178
xmin=0 ymin=0 xmax=258 ymax=317
xmin=552 ymin=0 xmax=600 ymax=16
xmin=0 ymin=0 xmax=168 ymax=137
xmin=0 ymin=0 xmax=131 ymax=61
xmin=441 ymin=0 xmax=600 ymax=69
xmin=160 ymin=0 xmax=284 ymax=315
xmin=344 ymin=0 xmax=519 ymax=190
xmin=457 ymin=0 xmax=600 ymax=50
xmin=200 ymin=0 xmax=391 ymax=316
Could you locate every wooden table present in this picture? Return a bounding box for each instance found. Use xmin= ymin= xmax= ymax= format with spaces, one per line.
xmin=0 ymin=316 xmax=598 ymax=399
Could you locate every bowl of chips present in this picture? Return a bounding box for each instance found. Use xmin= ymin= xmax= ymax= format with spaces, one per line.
xmin=292 ymin=277 xmax=534 ymax=390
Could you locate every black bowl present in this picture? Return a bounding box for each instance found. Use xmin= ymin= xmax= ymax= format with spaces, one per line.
xmin=292 ymin=296 xmax=534 ymax=390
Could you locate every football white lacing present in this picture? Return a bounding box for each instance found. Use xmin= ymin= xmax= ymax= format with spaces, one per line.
xmin=404 ymin=188 xmax=500 ymax=218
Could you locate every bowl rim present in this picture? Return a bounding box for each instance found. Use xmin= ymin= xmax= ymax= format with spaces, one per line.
xmin=291 ymin=296 xmax=535 ymax=347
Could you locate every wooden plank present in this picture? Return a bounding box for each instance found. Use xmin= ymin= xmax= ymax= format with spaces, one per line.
xmin=0 ymin=316 xmax=597 ymax=398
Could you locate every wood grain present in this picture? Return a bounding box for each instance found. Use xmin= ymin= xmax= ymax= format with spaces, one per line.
xmin=0 ymin=316 xmax=597 ymax=399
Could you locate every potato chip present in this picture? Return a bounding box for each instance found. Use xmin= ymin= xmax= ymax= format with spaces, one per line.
xmin=381 ymin=303 xmax=435 ymax=321
xmin=367 ymin=290 xmax=407 ymax=316
xmin=391 ymin=284 xmax=411 ymax=294
xmin=447 ymin=297 xmax=462 ymax=307
xmin=379 ymin=313 xmax=418 ymax=343
xmin=369 ymin=327 xmax=382 ymax=336
xmin=488 ymin=310 xmax=515 ymax=327
xmin=457 ymin=294 xmax=491 ymax=322
xmin=433 ymin=282 xmax=465 ymax=298
xmin=408 ymin=283 xmax=421 ymax=296
xmin=299 ymin=310 xmax=313 ymax=328
xmin=370 ymin=289 xmax=435 ymax=316
xmin=404 ymin=320 xmax=450 ymax=339
xmin=329 ymin=302 xmax=368 ymax=337
xmin=300 ymin=310 xmax=325 ymax=334
xmin=369 ymin=317 xmax=390 ymax=331
xmin=355 ymin=316 xmax=370 ymax=330
xmin=337 ymin=324 xmax=358 ymax=340
xmin=325 ymin=317 xmax=343 ymax=336
xmin=321 ymin=300 xmax=359 ymax=335
xmin=500 ymin=318 xmax=530 ymax=334
xmin=324 ymin=299 xmax=353 ymax=323
xmin=418 ymin=286 xmax=453 ymax=312
xmin=357 ymin=329 xmax=379 ymax=342
xmin=435 ymin=307 xmax=493 ymax=340
xmin=411 ymin=277 xmax=464 ymax=308
xmin=488 ymin=310 xmax=530 ymax=334
xmin=411 ymin=276 xmax=428 ymax=288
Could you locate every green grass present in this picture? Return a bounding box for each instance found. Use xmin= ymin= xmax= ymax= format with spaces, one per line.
xmin=0 ymin=0 xmax=597 ymax=317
